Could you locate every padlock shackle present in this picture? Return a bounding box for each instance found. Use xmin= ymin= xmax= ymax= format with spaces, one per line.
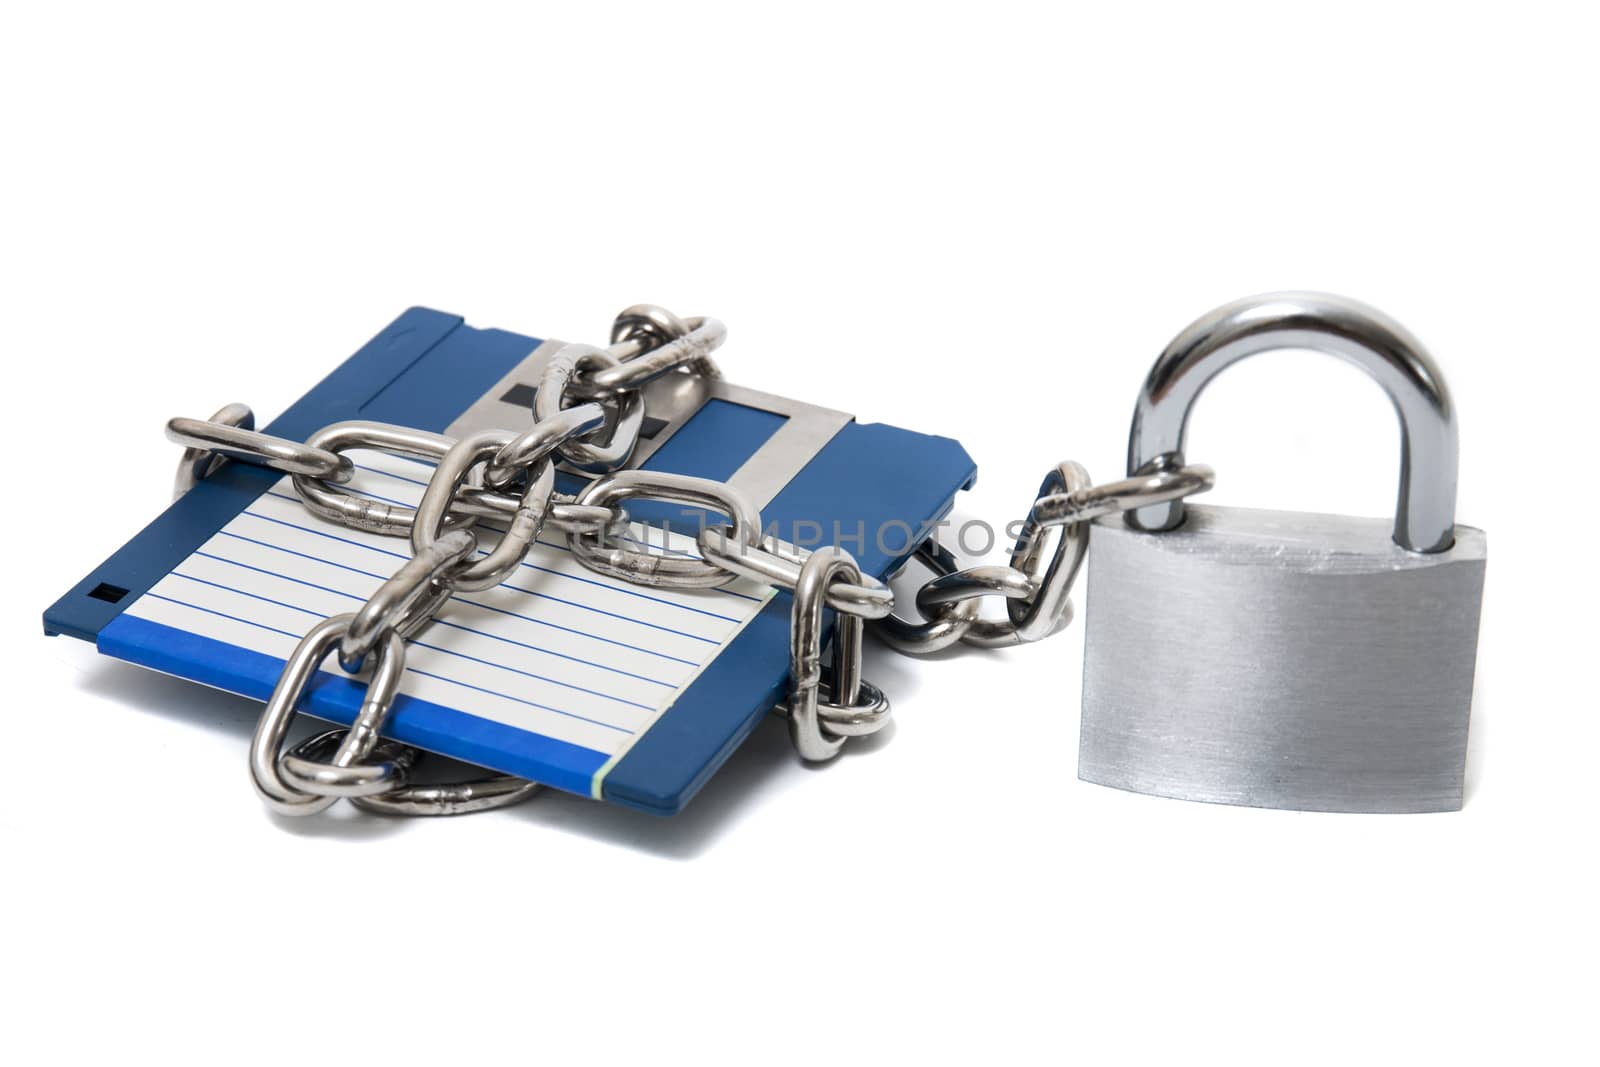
xmin=1126 ymin=292 xmax=1459 ymax=553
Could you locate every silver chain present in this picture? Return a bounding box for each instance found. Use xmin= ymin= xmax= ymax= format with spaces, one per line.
xmin=875 ymin=458 xmax=1215 ymax=654
xmin=165 ymin=304 xmax=1215 ymax=818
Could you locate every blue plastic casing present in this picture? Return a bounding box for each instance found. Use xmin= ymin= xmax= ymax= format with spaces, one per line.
xmin=44 ymin=309 xmax=975 ymax=814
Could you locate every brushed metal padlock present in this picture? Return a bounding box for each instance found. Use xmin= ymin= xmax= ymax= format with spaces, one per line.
xmin=1079 ymin=292 xmax=1487 ymax=813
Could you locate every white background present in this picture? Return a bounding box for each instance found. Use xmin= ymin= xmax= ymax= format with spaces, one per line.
xmin=3 ymin=3 xmax=1595 ymax=1063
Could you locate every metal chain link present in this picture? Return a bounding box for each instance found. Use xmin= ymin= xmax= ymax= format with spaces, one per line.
xmin=875 ymin=460 xmax=1215 ymax=655
xmin=168 ymin=303 xmax=1216 ymax=818
xmin=175 ymin=305 xmax=726 ymax=816
xmin=786 ymin=547 xmax=891 ymax=760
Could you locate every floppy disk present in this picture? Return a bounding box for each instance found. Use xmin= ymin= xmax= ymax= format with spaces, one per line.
xmin=44 ymin=308 xmax=975 ymax=814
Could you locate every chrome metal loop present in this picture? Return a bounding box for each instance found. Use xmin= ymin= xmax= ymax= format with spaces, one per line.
xmin=454 ymin=487 xmax=623 ymax=539
xmin=879 ymin=461 xmax=1211 ymax=653
xmin=413 ymin=429 xmax=557 ymax=593
xmin=1125 ymin=292 xmax=1454 ymax=552
xmin=248 ymin=615 xmax=407 ymax=816
xmin=277 ymin=714 xmax=539 ymax=815
xmin=610 ymin=303 xmax=690 ymax=349
xmin=484 ymin=402 xmax=606 ymax=487
xmin=695 ymin=529 xmax=895 ymax=619
xmin=915 ymin=566 xmax=1038 ymax=610
xmin=350 ymin=774 xmax=543 ymax=817
xmin=786 ymin=546 xmax=890 ymax=760
xmin=339 ymin=530 xmax=477 ymax=672
xmin=990 ymin=460 xmax=1094 ymax=646
xmin=295 ymin=420 xmax=613 ymax=541
xmin=172 ymin=402 xmax=253 ymax=498
xmin=279 ymin=730 xmax=419 ymax=798
xmin=874 ymin=542 xmax=982 ymax=654
xmin=168 ymin=409 xmax=353 ymax=493
xmin=1031 ymin=461 xmax=1214 ymax=529
xmin=815 ymin=679 xmax=892 ymax=737
xmin=293 ymin=421 xmax=459 ymax=536
xmin=571 ymin=313 xmax=727 ymax=397
xmin=877 ymin=596 xmax=980 ymax=654
xmin=547 ymin=500 xmax=627 ymax=538
xmin=918 ymin=566 xmax=1040 ymax=650
xmin=457 ymin=458 xmax=555 ymax=590
xmin=570 ymin=471 xmax=761 ymax=588
xmin=536 ymin=345 xmax=644 ymax=474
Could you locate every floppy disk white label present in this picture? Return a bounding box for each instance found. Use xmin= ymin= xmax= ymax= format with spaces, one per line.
xmin=122 ymin=448 xmax=773 ymax=794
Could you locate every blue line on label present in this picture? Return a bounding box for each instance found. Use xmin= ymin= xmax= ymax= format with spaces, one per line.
xmin=404 ymin=669 xmax=635 ymax=734
xmin=195 ymin=549 xmax=700 ymax=666
xmin=251 ymin=497 xmax=747 ymax=624
xmin=165 ymin=572 xmax=663 ymax=709
xmin=143 ymin=592 xmax=303 ymax=640
xmin=137 ymin=592 xmax=634 ymax=734
xmin=352 ymin=462 xmax=431 ymax=489
xmin=171 ymin=569 xmax=681 ymax=686
xmin=286 ymin=482 xmax=762 ymax=605
xmin=215 ymin=529 xmax=723 ymax=645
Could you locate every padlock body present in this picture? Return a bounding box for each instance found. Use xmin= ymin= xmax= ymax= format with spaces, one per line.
xmin=1079 ymin=505 xmax=1486 ymax=813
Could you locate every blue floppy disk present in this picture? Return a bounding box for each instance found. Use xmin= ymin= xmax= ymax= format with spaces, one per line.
xmin=44 ymin=309 xmax=975 ymax=814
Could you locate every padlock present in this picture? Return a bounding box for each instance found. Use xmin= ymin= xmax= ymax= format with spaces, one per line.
xmin=1079 ymin=292 xmax=1487 ymax=813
